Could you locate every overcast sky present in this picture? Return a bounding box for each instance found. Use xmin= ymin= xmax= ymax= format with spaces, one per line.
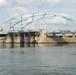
xmin=0 ymin=0 xmax=76 ymax=31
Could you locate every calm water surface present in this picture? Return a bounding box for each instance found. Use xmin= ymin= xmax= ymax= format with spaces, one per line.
xmin=0 ymin=43 xmax=76 ymax=75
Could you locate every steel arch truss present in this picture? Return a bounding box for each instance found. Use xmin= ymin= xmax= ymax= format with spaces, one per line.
xmin=0 ymin=13 xmax=76 ymax=32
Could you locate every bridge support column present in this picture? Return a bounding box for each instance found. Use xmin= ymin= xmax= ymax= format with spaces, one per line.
xmin=62 ymin=33 xmax=65 ymax=38
xmin=53 ymin=33 xmax=55 ymax=37
xmin=27 ymin=33 xmax=31 ymax=43
xmin=24 ymin=33 xmax=28 ymax=43
xmin=15 ymin=33 xmax=20 ymax=43
xmin=73 ymin=33 xmax=75 ymax=38
xmin=20 ymin=32 xmax=24 ymax=43
xmin=13 ymin=33 xmax=16 ymax=43
xmin=37 ymin=29 xmax=46 ymax=42
xmin=5 ymin=34 xmax=12 ymax=43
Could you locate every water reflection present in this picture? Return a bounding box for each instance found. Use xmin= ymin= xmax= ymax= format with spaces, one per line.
xmin=4 ymin=43 xmax=25 ymax=48
xmin=5 ymin=43 xmax=14 ymax=48
xmin=0 ymin=43 xmax=76 ymax=75
xmin=0 ymin=43 xmax=76 ymax=48
xmin=0 ymin=43 xmax=4 ymax=48
xmin=38 ymin=43 xmax=76 ymax=47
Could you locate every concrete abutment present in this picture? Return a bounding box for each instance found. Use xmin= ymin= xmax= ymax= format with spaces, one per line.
xmin=0 ymin=30 xmax=76 ymax=43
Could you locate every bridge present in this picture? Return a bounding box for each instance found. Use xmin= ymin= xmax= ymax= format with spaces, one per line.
xmin=0 ymin=13 xmax=76 ymax=34
xmin=0 ymin=13 xmax=76 ymax=43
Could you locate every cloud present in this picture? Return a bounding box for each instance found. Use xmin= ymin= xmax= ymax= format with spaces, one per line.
xmin=10 ymin=7 xmax=28 ymax=16
xmin=14 ymin=0 xmax=76 ymax=7
xmin=0 ymin=0 xmax=7 ymax=7
xmin=45 ymin=0 xmax=61 ymax=6
xmin=50 ymin=17 xmax=66 ymax=24
xmin=62 ymin=0 xmax=76 ymax=4
xmin=14 ymin=0 xmax=60 ymax=7
xmin=46 ymin=0 xmax=76 ymax=5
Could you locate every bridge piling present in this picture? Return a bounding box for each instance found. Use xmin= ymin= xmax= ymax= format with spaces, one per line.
xmin=2 ymin=29 xmax=76 ymax=43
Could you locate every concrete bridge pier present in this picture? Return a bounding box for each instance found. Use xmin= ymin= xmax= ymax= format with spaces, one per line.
xmin=62 ymin=33 xmax=65 ymax=38
xmin=14 ymin=33 xmax=21 ymax=43
xmin=37 ymin=29 xmax=46 ymax=43
xmin=14 ymin=32 xmax=25 ymax=43
xmin=19 ymin=32 xmax=24 ymax=43
xmin=72 ymin=33 xmax=75 ymax=42
xmin=26 ymin=31 xmax=40 ymax=44
xmin=24 ymin=36 xmax=27 ymax=43
xmin=24 ymin=33 xmax=28 ymax=43
xmin=27 ymin=33 xmax=31 ymax=43
xmin=27 ymin=32 xmax=35 ymax=43
xmin=73 ymin=33 xmax=75 ymax=38
xmin=53 ymin=33 xmax=55 ymax=37
xmin=5 ymin=34 xmax=12 ymax=43
xmin=4 ymin=31 xmax=40 ymax=43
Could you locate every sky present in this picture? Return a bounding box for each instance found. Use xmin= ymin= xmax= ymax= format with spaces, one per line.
xmin=0 ymin=0 xmax=76 ymax=32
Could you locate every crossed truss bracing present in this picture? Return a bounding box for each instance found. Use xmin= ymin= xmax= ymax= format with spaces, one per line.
xmin=0 ymin=13 xmax=76 ymax=33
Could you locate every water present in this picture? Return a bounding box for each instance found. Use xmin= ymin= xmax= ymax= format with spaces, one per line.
xmin=0 ymin=43 xmax=76 ymax=75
